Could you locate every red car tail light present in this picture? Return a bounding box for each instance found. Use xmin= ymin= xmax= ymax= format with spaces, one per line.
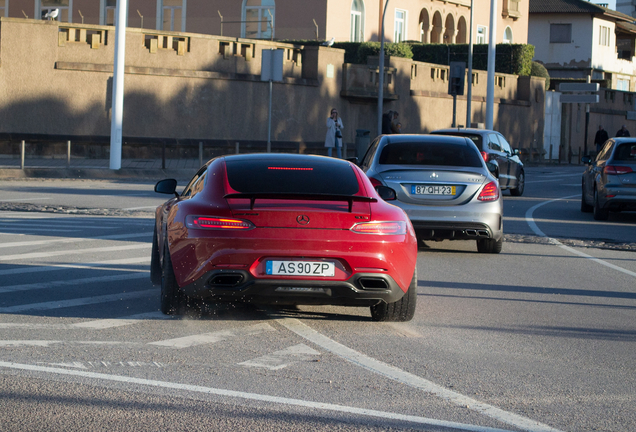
xmin=477 ymin=181 xmax=500 ymax=202
xmin=480 ymin=151 xmax=489 ymax=163
xmin=351 ymin=221 xmax=407 ymax=235
xmin=604 ymin=165 xmax=633 ymax=175
xmin=186 ymin=216 xmax=255 ymax=230
xmin=369 ymin=177 xmax=384 ymax=187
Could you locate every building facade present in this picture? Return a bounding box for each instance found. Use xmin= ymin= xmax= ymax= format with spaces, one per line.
xmin=0 ymin=0 xmax=528 ymax=44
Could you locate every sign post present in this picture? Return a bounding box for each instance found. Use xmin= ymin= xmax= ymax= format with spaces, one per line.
xmin=261 ymin=49 xmax=284 ymax=152
xmin=448 ymin=62 xmax=466 ymax=128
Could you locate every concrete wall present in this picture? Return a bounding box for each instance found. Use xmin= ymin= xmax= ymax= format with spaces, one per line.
xmin=0 ymin=17 xmax=544 ymax=153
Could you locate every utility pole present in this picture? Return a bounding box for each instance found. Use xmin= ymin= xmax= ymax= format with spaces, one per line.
xmin=377 ymin=0 xmax=390 ymax=136
xmin=466 ymin=0 xmax=474 ymax=128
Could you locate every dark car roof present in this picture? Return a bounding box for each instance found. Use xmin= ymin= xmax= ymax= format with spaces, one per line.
xmin=380 ymin=133 xmax=471 ymax=144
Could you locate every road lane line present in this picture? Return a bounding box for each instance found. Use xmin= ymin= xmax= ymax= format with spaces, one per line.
xmin=0 ymin=232 xmax=151 ymax=249
xmin=278 ymin=318 xmax=564 ymax=432
xmin=0 ymin=288 xmax=156 ymax=313
xmin=0 ymin=272 xmax=150 ymax=294
xmin=0 ymin=227 xmax=81 ymax=233
xmin=238 ymin=344 xmax=320 ymax=370
xmin=0 ymin=257 xmax=150 ymax=276
xmin=0 ymin=361 xmax=517 ymax=432
xmin=0 ymin=311 xmax=168 ymax=330
xmin=0 ymin=244 xmax=150 ymax=262
xmin=0 ymin=198 xmax=52 ymax=202
xmin=148 ymin=323 xmax=276 ymax=348
xmin=525 ymin=195 xmax=636 ymax=278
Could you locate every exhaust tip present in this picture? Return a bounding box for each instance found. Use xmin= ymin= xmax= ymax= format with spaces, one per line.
xmin=359 ymin=277 xmax=389 ymax=290
xmin=209 ymin=273 xmax=244 ymax=287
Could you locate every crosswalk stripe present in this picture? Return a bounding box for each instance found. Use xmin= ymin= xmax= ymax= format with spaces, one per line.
xmin=148 ymin=323 xmax=276 ymax=348
xmin=0 ymin=257 xmax=150 ymax=276
xmin=0 ymin=288 xmax=156 ymax=313
xmin=0 ymin=244 xmax=150 ymax=262
xmin=239 ymin=344 xmax=320 ymax=370
xmin=0 ymin=272 xmax=150 ymax=294
xmin=0 ymin=232 xmax=151 ymax=249
xmin=72 ymin=311 xmax=169 ymax=329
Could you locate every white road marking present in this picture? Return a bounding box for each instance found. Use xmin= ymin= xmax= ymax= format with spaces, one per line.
xmin=0 ymin=227 xmax=80 ymax=233
xmin=0 ymin=311 xmax=168 ymax=330
xmin=525 ymin=195 xmax=636 ymax=278
xmin=0 ymin=244 xmax=150 ymax=262
xmin=46 ymin=361 xmax=166 ymax=369
xmin=148 ymin=323 xmax=276 ymax=349
xmin=0 ymin=222 xmax=117 ymax=229
xmin=0 ymin=197 xmax=51 ymax=202
xmin=0 ymin=341 xmax=139 ymax=347
xmin=239 ymin=344 xmax=320 ymax=370
xmin=0 ymin=361 xmax=516 ymax=432
xmin=277 ymin=318 xmax=564 ymax=432
xmin=72 ymin=311 xmax=169 ymax=329
xmin=0 ymin=232 xmax=151 ymax=249
xmin=0 ymin=257 xmax=150 ymax=276
xmin=0 ymin=289 xmax=156 ymax=313
xmin=525 ymin=174 xmax=582 ymax=184
xmin=503 ymin=215 xmax=630 ymax=227
xmin=122 ymin=206 xmax=158 ymax=211
xmin=0 ymin=272 xmax=150 ymax=294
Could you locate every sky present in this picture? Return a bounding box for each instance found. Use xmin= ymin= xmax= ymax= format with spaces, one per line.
xmin=593 ymin=0 xmax=617 ymax=10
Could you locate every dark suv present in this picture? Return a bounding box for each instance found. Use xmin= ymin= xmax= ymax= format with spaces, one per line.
xmin=431 ymin=128 xmax=525 ymax=196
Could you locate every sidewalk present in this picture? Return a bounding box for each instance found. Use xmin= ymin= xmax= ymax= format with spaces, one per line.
xmin=0 ymin=157 xmax=201 ymax=180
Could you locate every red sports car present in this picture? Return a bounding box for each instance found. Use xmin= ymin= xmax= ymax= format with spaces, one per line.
xmin=151 ymin=153 xmax=418 ymax=321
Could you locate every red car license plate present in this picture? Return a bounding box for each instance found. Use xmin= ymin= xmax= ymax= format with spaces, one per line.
xmin=266 ymin=260 xmax=335 ymax=277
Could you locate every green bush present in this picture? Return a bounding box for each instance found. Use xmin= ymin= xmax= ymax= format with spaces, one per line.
xmin=356 ymin=42 xmax=413 ymax=64
xmin=530 ymin=61 xmax=550 ymax=89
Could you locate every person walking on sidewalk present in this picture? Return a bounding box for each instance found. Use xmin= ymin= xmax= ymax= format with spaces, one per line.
xmin=325 ymin=108 xmax=344 ymax=158
xmin=594 ymin=125 xmax=609 ymax=154
xmin=616 ymin=124 xmax=631 ymax=137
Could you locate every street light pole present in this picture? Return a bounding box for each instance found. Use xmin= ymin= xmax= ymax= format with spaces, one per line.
xmin=377 ymin=0 xmax=390 ymax=136
xmin=466 ymin=0 xmax=474 ymax=128
xmin=486 ymin=0 xmax=497 ymax=130
xmin=110 ymin=0 xmax=128 ymax=170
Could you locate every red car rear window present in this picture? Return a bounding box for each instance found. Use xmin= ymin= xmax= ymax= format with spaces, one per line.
xmin=225 ymin=158 xmax=360 ymax=195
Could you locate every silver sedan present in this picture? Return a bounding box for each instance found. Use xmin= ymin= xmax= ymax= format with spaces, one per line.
xmin=359 ymin=134 xmax=504 ymax=253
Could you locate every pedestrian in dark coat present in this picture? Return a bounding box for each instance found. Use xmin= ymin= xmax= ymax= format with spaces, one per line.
xmin=594 ymin=125 xmax=609 ymax=153
xmin=616 ymin=125 xmax=631 ymax=137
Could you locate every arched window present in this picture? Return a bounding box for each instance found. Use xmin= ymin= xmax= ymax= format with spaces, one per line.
xmin=503 ymin=26 xmax=513 ymax=44
xmin=242 ymin=0 xmax=275 ymax=40
xmin=350 ymin=0 xmax=364 ymax=42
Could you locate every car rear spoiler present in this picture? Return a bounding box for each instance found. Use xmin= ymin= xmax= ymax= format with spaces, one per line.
xmin=224 ymin=193 xmax=377 ymax=213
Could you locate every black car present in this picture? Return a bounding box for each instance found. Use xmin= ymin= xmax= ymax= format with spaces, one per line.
xmin=431 ymin=128 xmax=525 ymax=196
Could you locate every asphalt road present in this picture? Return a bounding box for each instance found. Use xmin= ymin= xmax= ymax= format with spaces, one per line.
xmin=0 ymin=165 xmax=634 ymax=432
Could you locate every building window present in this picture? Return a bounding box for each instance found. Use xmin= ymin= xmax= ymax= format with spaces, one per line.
xmin=102 ymin=0 xmax=116 ymax=25
xmin=0 ymin=0 xmax=7 ymax=17
xmin=550 ymin=23 xmax=571 ymax=43
xmin=599 ymin=25 xmax=610 ymax=47
xmin=40 ymin=0 xmax=72 ymax=22
xmin=161 ymin=0 xmax=185 ymax=32
xmin=350 ymin=0 xmax=364 ymax=42
xmin=617 ymin=78 xmax=630 ymax=91
xmin=394 ymin=9 xmax=407 ymax=42
xmin=476 ymin=25 xmax=487 ymax=44
xmin=242 ymin=0 xmax=275 ymax=40
xmin=503 ymin=26 xmax=512 ymax=44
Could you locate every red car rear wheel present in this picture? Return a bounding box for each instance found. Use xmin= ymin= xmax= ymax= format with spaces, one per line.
xmin=370 ymin=267 xmax=417 ymax=322
xmin=161 ymin=243 xmax=187 ymax=315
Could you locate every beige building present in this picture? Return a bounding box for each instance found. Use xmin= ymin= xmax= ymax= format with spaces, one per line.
xmin=1 ymin=0 xmax=528 ymax=44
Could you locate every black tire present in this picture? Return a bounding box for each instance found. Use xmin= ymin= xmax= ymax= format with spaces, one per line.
xmin=581 ymin=182 xmax=593 ymax=213
xmin=510 ymin=170 xmax=525 ymax=196
xmin=370 ymin=267 xmax=417 ymax=322
xmin=160 ymin=243 xmax=186 ymax=315
xmin=476 ymin=237 xmax=503 ymax=254
xmin=593 ymin=188 xmax=609 ymax=221
xmin=150 ymin=228 xmax=162 ymax=285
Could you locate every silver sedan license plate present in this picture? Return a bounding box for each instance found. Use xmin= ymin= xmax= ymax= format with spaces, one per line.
xmin=412 ymin=185 xmax=456 ymax=195
xmin=266 ymin=260 xmax=335 ymax=277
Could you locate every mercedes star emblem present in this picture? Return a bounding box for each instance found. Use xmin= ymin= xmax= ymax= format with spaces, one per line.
xmin=297 ymin=215 xmax=310 ymax=225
